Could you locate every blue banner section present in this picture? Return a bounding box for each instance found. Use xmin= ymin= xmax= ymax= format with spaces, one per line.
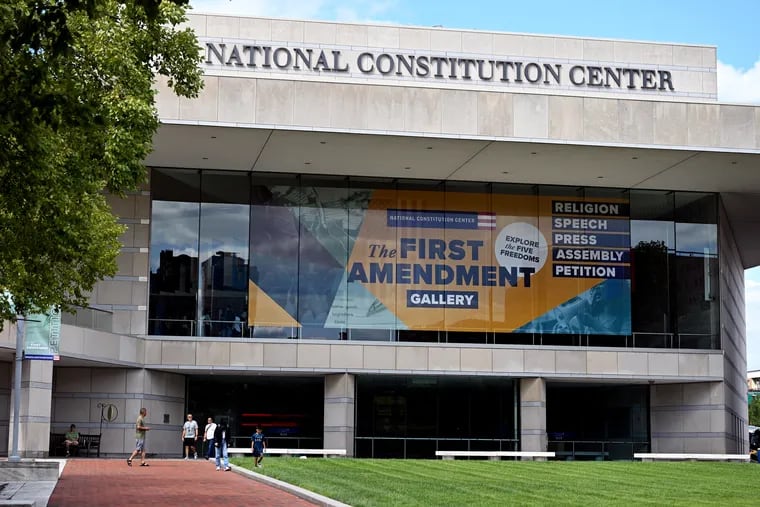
xmin=516 ymin=280 xmax=631 ymax=335
xmin=553 ymin=264 xmax=630 ymax=279
xmin=551 ymin=217 xmax=630 ymax=233
xmin=552 ymin=232 xmax=630 ymax=248
xmin=406 ymin=290 xmax=479 ymax=308
xmin=387 ymin=209 xmax=494 ymax=230
xmin=552 ymin=248 xmax=630 ymax=263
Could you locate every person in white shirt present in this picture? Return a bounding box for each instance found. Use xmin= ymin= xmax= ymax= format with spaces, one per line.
xmin=203 ymin=417 xmax=217 ymax=460
xmin=181 ymin=413 xmax=199 ymax=459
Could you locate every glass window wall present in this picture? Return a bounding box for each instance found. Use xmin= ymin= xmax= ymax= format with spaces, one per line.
xmin=148 ymin=169 xmax=719 ymax=349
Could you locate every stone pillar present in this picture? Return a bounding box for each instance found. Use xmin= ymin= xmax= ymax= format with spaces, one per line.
xmin=0 ymin=362 xmax=12 ymax=456
xmin=324 ymin=373 xmax=355 ymax=456
xmin=520 ymin=377 xmax=547 ymax=456
xmin=650 ymin=382 xmax=726 ymax=453
xmin=10 ymin=360 xmax=53 ymax=458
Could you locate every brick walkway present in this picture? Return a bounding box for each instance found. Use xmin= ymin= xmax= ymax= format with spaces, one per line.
xmin=47 ymin=458 xmax=317 ymax=507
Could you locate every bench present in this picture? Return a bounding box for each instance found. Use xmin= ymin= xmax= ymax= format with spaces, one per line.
xmin=633 ymin=453 xmax=749 ymax=462
xmin=49 ymin=432 xmax=102 ymax=458
xmin=435 ymin=451 xmax=555 ymax=461
xmin=228 ymin=447 xmax=347 ymax=457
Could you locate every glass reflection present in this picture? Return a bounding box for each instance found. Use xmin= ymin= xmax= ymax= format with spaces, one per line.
xmin=149 ymin=200 xmax=199 ymax=336
xmin=674 ymin=194 xmax=718 ymax=346
xmin=295 ymin=182 xmax=350 ymax=339
xmin=249 ymin=179 xmax=300 ymax=337
xmin=198 ymin=203 xmax=249 ymax=337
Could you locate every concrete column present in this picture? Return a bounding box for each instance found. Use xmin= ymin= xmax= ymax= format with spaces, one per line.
xmin=10 ymin=360 xmax=53 ymax=458
xmin=650 ymin=382 xmax=727 ymax=453
xmin=324 ymin=373 xmax=355 ymax=456
xmin=130 ymin=370 xmax=185 ymax=457
xmin=520 ymin=377 xmax=547 ymax=456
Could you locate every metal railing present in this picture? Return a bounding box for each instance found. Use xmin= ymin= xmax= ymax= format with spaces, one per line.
xmin=548 ymin=439 xmax=650 ymax=461
xmin=146 ymin=318 xmax=719 ymax=350
xmin=354 ymin=436 xmax=519 ymax=459
xmin=230 ymin=435 xmax=320 ymax=449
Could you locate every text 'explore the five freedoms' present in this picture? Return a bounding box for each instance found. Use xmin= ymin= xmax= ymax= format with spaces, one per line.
xmin=204 ymin=41 xmax=676 ymax=92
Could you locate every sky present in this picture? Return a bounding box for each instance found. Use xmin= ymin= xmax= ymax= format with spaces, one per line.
xmin=190 ymin=0 xmax=760 ymax=366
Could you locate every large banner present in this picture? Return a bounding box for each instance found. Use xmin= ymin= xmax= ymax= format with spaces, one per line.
xmin=24 ymin=307 xmax=61 ymax=360
xmin=2 ymin=291 xmax=62 ymax=359
xmin=248 ymin=188 xmax=631 ymax=335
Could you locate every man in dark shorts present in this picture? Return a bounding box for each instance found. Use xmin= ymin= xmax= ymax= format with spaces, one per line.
xmin=251 ymin=426 xmax=267 ymax=468
xmin=127 ymin=407 xmax=150 ymax=467
xmin=182 ymin=413 xmax=199 ymax=459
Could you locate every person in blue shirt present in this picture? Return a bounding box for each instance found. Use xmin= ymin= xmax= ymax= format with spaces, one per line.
xmin=251 ymin=427 xmax=267 ymax=468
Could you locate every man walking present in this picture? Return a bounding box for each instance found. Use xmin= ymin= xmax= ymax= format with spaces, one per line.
xmin=182 ymin=413 xmax=199 ymax=459
xmin=251 ymin=426 xmax=267 ymax=468
xmin=203 ymin=417 xmax=217 ymax=460
xmin=127 ymin=407 xmax=150 ymax=467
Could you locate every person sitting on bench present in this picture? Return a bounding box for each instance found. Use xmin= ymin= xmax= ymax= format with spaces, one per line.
xmin=64 ymin=424 xmax=80 ymax=457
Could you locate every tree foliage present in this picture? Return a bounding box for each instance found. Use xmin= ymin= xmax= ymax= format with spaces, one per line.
xmin=750 ymin=396 xmax=760 ymax=427
xmin=0 ymin=0 xmax=203 ymax=321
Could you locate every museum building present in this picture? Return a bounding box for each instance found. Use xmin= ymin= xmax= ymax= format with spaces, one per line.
xmin=2 ymin=13 xmax=759 ymax=459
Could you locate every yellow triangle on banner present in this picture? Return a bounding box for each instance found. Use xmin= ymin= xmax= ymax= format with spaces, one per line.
xmin=247 ymin=281 xmax=301 ymax=328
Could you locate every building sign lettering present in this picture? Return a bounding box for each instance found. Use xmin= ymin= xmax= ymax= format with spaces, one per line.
xmin=204 ymin=41 xmax=675 ymax=91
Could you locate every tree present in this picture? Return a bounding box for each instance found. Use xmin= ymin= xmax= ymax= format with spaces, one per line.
xmin=750 ymin=396 xmax=760 ymax=427
xmin=0 ymin=0 xmax=203 ymax=322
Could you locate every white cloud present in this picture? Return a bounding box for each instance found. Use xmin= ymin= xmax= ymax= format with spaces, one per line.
xmin=190 ymin=0 xmax=325 ymax=18
xmin=717 ymin=59 xmax=760 ymax=104
xmin=189 ymin=0 xmax=397 ymax=22
xmin=747 ymin=278 xmax=760 ymax=304
xmin=748 ymin=268 xmax=760 ymax=370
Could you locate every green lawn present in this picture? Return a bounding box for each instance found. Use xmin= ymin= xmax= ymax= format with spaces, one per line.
xmin=230 ymin=457 xmax=759 ymax=506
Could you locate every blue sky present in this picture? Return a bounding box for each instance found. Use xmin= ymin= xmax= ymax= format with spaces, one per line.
xmin=191 ymin=0 xmax=760 ymax=366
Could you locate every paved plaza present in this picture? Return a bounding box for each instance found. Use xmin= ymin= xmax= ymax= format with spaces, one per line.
xmin=46 ymin=458 xmax=317 ymax=507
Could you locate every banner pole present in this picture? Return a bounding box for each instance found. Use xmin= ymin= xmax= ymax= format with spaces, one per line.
xmin=9 ymin=317 xmax=25 ymax=462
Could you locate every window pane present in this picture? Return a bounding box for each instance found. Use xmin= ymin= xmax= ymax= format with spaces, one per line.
xmin=198 ymin=172 xmax=250 ymax=337
xmin=248 ymin=175 xmax=300 ymax=337
xmin=443 ymin=182 xmax=492 ymax=342
xmin=345 ymin=179 xmax=398 ymax=339
xmin=630 ymin=190 xmax=674 ymax=336
xmin=297 ymin=178 xmax=349 ymax=339
xmin=674 ymin=192 xmax=719 ymax=348
xmin=149 ymin=166 xmax=202 ymax=335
